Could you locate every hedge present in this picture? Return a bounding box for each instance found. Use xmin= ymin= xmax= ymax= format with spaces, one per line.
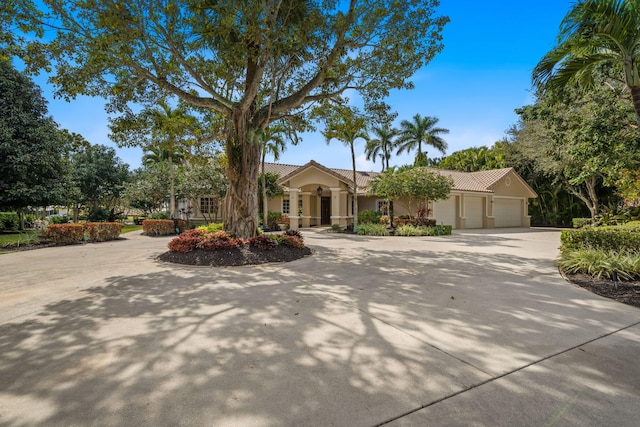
xmin=560 ymin=226 xmax=640 ymax=253
xmin=45 ymin=222 xmax=123 ymax=244
xmin=84 ymin=222 xmax=123 ymax=242
xmin=142 ymin=219 xmax=175 ymax=236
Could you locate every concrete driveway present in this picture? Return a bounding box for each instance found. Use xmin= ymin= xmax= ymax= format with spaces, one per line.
xmin=0 ymin=228 xmax=638 ymax=426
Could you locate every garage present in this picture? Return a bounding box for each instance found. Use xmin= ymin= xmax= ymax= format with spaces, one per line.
xmin=432 ymin=196 xmax=457 ymax=228
xmin=494 ymin=198 xmax=523 ymax=227
xmin=464 ymin=196 xmax=484 ymax=229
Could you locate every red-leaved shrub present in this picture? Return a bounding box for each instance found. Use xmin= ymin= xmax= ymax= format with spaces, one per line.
xmin=45 ymin=223 xmax=85 ymax=244
xmin=142 ymin=219 xmax=175 ymax=236
xmin=168 ymin=229 xmax=243 ymax=253
xmin=84 ymin=222 xmax=123 ymax=242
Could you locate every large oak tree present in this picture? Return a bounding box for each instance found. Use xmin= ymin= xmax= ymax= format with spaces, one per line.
xmin=11 ymin=0 xmax=448 ymax=237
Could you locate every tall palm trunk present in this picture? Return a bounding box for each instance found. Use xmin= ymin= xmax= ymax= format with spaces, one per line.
xmin=168 ymin=152 xmax=176 ymax=218
xmin=631 ymin=86 xmax=640 ymax=126
xmin=350 ymin=142 xmax=358 ymax=231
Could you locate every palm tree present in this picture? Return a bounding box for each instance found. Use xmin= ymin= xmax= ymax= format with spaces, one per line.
xmin=365 ymin=124 xmax=398 ymax=172
xmin=141 ymin=145 xmax=185 ymax=168
xmin=533 ymin=0 xmax=640 ymax=125
xmin=258 ymin=126 xmax=286 ymax=228
xmin=396 ymin=114 xmax=449 ymax=166
xmin=323 ymin=107 xmax=368 ymax=231
xmin=145 ymin=99 xmax=196 ymax=218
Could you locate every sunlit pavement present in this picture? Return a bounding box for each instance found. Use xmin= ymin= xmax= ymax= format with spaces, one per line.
xmin=0 ymin=228 xmax=638 ymax=426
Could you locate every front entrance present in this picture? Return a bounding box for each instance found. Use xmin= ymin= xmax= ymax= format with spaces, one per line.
xmin=321 ymin=197 xmax=331 ymax=225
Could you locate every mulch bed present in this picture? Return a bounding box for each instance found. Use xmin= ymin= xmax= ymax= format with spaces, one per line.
xmin=565 ymin=273 xmax=640 ymax=309
xmin=158 ymin=245 xmax=313 ymax=267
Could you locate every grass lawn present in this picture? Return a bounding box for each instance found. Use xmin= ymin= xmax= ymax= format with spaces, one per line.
xmin=0 ymin=231 xmax=39 ymax=247
xmin=121 ymin=224 xmax=142 ymax=234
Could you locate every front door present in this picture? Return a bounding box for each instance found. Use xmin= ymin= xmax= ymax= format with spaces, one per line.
xmin=321 ymin=197 xmax=331 ymax=225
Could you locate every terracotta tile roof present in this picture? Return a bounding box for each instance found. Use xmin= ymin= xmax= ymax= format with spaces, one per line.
xmin=264 ymin=162 xmax=536 ymax=196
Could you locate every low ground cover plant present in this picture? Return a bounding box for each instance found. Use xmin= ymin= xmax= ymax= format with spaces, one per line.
xmin=356 ymin=223 xmax=390 ymax=236
xmin=558 ymin=224 xmax=640 ymax=280
xmin=167 ymin=228 xmax=305 ymax=253
xmin=357 ymin=223 xmax=452 ymax=236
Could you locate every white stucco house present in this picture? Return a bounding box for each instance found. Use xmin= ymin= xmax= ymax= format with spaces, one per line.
xmin=187 ymin=160 xmax=538 ymax=230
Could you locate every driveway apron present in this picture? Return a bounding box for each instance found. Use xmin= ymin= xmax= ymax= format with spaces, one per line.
xmin=0 ymin=229 xmax=638 ymax=426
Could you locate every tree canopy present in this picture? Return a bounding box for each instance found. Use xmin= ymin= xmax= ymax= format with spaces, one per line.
xmin=0 ymin=59 xmax=67 ymax=212
xmin=9 ymin=0 xmax=448 ymax=237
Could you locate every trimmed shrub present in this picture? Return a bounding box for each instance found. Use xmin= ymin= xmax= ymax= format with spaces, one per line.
xmin=168 ymin=229 xmax=205 ymax=253
xmin=357 ymin=223 xmax=390 ymax=236
xmin=248 ymin=235 xmax=278 ymax=250
xmin=45 ymin=223 xmax=85 ymax=244
xmin=572 ymin=218 xmax=592 ymax=228
xmin=24 ymin=214 xmax=36 ymax=229
xmin=49 ymin=215 xmax=70 ymax=224
xmin=0 ymin=212 xmax=19 ymax=231
xmin=358 ymin=209 xmax=381 ymax=224
xmin=331 ymin=223 xmax=343 ymax=232
xmin=560 ymin=227 xmax=640 ymax=253
xmin=84 ymin=222 xmax=123 ymax=242
xmin=142 ymin=219 xmax=175 ymax=236
xmin=196 ymin=231 xmax=242 ymax=250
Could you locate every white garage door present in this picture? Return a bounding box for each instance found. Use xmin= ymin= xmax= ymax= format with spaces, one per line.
xmin=494 ymin=198 xmax=522 ymax=227
xmin=433 ymin=197 xmax=456 ymax=228
xmin=465 ymin=196 xmax=484 ymax=229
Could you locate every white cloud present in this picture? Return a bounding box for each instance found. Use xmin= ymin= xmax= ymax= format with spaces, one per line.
xmin=356 ymin=153 xmax=375 ymax=171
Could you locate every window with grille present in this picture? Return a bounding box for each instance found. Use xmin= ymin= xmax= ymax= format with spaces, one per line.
xmin=282 ymin=199 xmax=290 ymax=214
xmin=200 ymin=197 xmax=215 ymax=214
xmin=377 ymin=200 xmax=388 ymax=214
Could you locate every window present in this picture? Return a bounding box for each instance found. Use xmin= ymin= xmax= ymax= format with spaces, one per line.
xmin=200 ymin=197 xmax=215 ymax=214
xmin=377 ymin=200 xmax=388 ymax=214
xmin=298 ymin=199 xmax=303 ymax=214
xmin=282 ymin=199 xmax=290 ymax=214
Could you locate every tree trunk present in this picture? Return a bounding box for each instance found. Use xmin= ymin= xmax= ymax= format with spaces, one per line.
xmin=261 ymin=147 xmax=268 ymax=229
xmin=630 ymin=86 xmax=640 ymax=127
xmin=168 ymin=153 xmax=175 ymax=219
xmin=224 ymin=110 xmax=261 ymax=238
xmin=351 ymin=142 xmax=358 ymax=231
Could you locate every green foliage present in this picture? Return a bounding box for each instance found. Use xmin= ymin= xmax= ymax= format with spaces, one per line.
xmin=123 ymin=163 xmax=170 ymax=215
xmin=0 ymin=212 xmax=19 ymax=231
xmin=148 ymin=211 xmax=170 ymax=220
xmin=370 ymin=166 xmax=453 ymax=218
xmin=284 ymin=229 xmax=303 ymax=240
xmin=439 ymin=144 xmax=507 ymax=172
xmin=12 ymin=0 xmax=448 ymax=238
xmin=358 ymin=209 xmax=382 ymax=224
xmin=69 ymin=144 xmax=130 ymax=214
xmin=48 ymin=215 xmax=69 ymax=224
xmin=572 ymin=218 xmax=592 ymax=229
xmin=557 ymin=249 xmax=640 ymax=280
xmin=532 ymin=0 xmax=640 ymax=124
xmin=396 ymin=114 xmax=449 ymax=165
xmin=560 ymin=227 xmax=640 ymax=253
xmin=177 ymin=156 xmax=228 ymax=223
xmin=87 ymin=208 xmax=122 ymax=222
xmin=394 ymin=224 xmax=452 ymax=236
xmin=197 ymin=223 xmax=224 ymax=233
xmin=0 ymin=231 xmax=39 ymax=248
xmin=272 ymin=234 xmax=305 ymax=249
xmin=0 ymin=60 xmax=67 ymax=211
xmin=331 ymin=224 xmax=343 ymax=232
xmin=365 ymin=124 xmax=398 ymax=172
xmin=395 ymin=224 xmax=429 ymax=236
xmin=258 ymin=172 xmax=284 ymax=201
xmin=356 ymin=223 xmax=390 ymax=236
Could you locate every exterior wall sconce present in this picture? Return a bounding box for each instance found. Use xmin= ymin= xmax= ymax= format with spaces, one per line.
xmin=316 ymin=186 xmax=324 ymax=197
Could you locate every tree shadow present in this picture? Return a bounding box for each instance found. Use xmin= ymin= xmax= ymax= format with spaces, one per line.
xmin=1 ymin=230 xmax=639 ymax=426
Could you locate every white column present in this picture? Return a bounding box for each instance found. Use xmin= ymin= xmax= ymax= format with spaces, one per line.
xmin=288 ymin=188 xmax=300 ymax=230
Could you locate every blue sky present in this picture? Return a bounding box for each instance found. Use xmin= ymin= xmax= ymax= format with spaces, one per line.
xmin=33 ymin=1 xmax=574 ymax=171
